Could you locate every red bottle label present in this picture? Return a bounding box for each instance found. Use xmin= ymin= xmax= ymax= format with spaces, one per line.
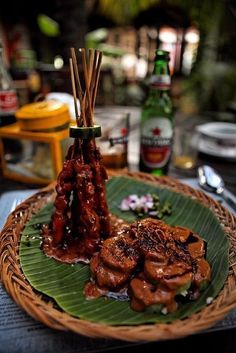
xmin=149 ymin=74 xmax=171 ymax=89
xmin=140 ymin=117 xmax=172 ymax=168
xmin=0 ymin=90 xmax=18 ymax=113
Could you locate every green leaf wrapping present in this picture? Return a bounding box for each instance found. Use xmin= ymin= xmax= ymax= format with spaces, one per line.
xmin=20 ymin=176 xmax=229 ymax=325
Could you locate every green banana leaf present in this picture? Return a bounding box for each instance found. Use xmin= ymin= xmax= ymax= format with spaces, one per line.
xmin=20 ymin=176 xmax=229 ymax=325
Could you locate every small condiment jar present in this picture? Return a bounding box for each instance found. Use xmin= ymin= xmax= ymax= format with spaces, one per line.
xmin=15 ymin=100 xmax=71 ymax=132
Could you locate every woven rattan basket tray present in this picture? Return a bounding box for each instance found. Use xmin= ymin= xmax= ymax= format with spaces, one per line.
xmin=1 ymin=171 xmax=236 ymax=342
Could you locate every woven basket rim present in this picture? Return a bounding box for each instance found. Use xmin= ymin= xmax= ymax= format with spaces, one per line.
xmin=1 ymin=171 xmax=236 ymax=342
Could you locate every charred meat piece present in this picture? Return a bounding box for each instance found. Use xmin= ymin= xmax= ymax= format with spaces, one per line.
xmin=132 ymin=218 xmax=172 ymax=242
xmin=193 ymin=258 xmax=211 ymax=289
xmin=84 ymin=140 xmax=110 ymax=238
xmin=188 ymin=258 xmax=211 ymax=300
xmin=100 ymin=235 xmax=139 ymax=273
xmin=129 ymin=277 xmax=177 ymax=312
xmin=144 ymin=259 xmax=192 ymax=283
xmin=162 ymin=271 xmax=193 ymax=291
xmin=187 ymin=234 xmax=205 ymax=259
xmin=90 ymin=254 xmax=130 ymax=290
xmin=131 ymin=218 xmax=172 ymax=260
xmin=171 ymin=226 xmax=192 ymax=243
xmin=109 ymin=220 xmax=131 ymax=238
xmin=50 ymin=152 xmax=75 ymax=247
xmin=72 ymin=159 xmax=101 ymax=257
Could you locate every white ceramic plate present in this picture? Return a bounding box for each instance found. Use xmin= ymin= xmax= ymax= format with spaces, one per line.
xmin=196 ymin=122 xmax=236 ymax=159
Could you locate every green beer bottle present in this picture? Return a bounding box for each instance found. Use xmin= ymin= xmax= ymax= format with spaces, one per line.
xmin=139 ymin=50 xmax=173 ymax=175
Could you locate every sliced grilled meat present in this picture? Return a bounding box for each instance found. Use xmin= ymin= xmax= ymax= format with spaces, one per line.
xmin=187 ymin=234 xmax=205 ymax=259
xmin=171 ymin=226 xmax=192 ymax=243
xmin=100 ymin=234 xmax=139 ymax=273
xmin=144 ymin=259 xmax=192 ymax=283
xmin=131 ymin=218 xmax=172 ymax=260
xmin=129 ymin=277 xmax=177 ymax=312
xmin=162 ymin=272 xmax=193 ymax=291
xmin=193 ymin=258 xmax=211 ymax=289
xmin=90 ymin=254 xmax=130 ymax=289
xmin=86 ymin=217 xmax=211 ymax=313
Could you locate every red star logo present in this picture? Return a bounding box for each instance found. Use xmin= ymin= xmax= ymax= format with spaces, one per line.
xmin=121 ymin=127 xmax=128 ymax=136
xmin=152 ymin=127 xmax=161 ymax=136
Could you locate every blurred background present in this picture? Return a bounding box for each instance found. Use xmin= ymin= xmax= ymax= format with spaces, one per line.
xmin=0 ymin=0 xmax=236 ymax=117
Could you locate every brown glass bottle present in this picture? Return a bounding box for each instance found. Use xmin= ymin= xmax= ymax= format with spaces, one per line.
xmin=139 ymin=50 xmax=173 ymax=175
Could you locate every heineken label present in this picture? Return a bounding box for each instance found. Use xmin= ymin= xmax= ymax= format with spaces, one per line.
xmin=140 ymin=117 xmax=173 ymax=168
xmin=149 ymin=74 xmax=171 ymax=89
xmin=109 ymin=135 xmax=128 ymax=147
xmin=0 ymin=90 xmax=18 ymax=114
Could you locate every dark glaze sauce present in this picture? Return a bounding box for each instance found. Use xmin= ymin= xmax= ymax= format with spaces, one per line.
xmin=42 ymin=214 xmax=128 ymax=264
xmin=41 ymin=139 xmax=111 ymax=263
xmin=84 ymin=218 xmax=211 ymax=314
xmin=85 ymin=281 xmax=129 ymax=301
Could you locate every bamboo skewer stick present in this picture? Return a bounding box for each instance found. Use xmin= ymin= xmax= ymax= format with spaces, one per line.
xmin=70 ymin=48 xmax=83 ymax=100
xmin=80 ymin=48 xmax=93 ymax=126
xmin=69 ymin=58 xmax=79 ymax=127
xmin=92 ymin=51 xmax=103 ymax=112
xmin=88 ymin=49 xmax=94 ymax=86
xmin=87 ymin=50 xmax=95 ymax=126
xmin=70 ymin=48 xmax=86 ymax=127
xmin=90 ymin=50 xmax=98 ymax=90
xmin=69 ymin=47 xmax=103 ymax=129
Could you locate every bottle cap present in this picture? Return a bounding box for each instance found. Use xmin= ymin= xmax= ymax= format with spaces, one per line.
xmin=155 ymin=50 xmax=170 ymax=61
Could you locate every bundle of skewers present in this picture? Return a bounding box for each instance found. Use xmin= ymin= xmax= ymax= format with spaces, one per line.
xmin=42 ymin=48 xmax=110 ymax=263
